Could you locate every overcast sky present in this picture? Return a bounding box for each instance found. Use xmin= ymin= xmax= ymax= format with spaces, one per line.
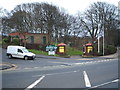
xmin=0 ymin=0 xmax=119 ymax=15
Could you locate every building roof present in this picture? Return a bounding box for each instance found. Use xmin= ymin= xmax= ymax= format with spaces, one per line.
xmin=9 ymin=32 xmax=48 ymax=39
xmin=9 ymin=32 xmax=20 ymax=36
xmin=85 ymin=43 xmax=92 ymax=46
xmin=58 ymin=43 xmax=66 ymax=46
xmin=9 ymin=32 xmax=48 ymax=36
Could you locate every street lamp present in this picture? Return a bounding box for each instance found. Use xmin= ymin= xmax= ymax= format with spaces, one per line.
xmin=103 ymin=16 xmax=105 ymax=56
xmin=98 ymin=36 xmax=100 ymax=53
xmin=97 ymin=23 xmax=100 ymax=54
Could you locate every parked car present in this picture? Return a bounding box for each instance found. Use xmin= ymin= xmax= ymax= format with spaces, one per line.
xmin=6 ymin=46 xmax=36 ymax=60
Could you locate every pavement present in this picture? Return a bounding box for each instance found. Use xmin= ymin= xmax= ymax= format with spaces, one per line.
xmin=36 ymin=54 xmax=63 ymax=59
xmin=99 ymin=53 xmax=118 ymax=59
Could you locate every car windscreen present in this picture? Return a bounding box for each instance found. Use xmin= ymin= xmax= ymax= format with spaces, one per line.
xmin=22 ymin=48 xmax=29 ymax=53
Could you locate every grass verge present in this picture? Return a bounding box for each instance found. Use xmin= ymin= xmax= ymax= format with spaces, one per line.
xmin=0 ymin=41 xmax=2 ymax=45
xmin=28 ymin=49 xmax=59 ymax=56
xmin=66 ymin=46 xmax=83 ymax=56
xmin=29 ymin=49 xmax=48 ymax=55
xmin=29 ymin=46 xmax=83 ymax=57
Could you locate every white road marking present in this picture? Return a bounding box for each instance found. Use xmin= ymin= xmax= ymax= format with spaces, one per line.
xmin=74 ymin=71 xmax=77 ymax=72
xmin=32 ymin=70 xmax=78 ymax=77
xmin=83 ymin=71 xmax=92 ymax=87
xmin=75 ymin=63 xmax=84 ymax=65
xmin=101 ymin=60 xmax=104 ymax=62
xmin=34 ymin=67 xmax=39 ymax=69
xmin=25 ymin=76 xmax=45 ymax=90
xmin=89 ymin=79 xmax=119 ymax=89
xmin=24 ymin=68 xmax=31 ymax=70
xmin=112 ymin=79 xmax=119 ymax=83
xmin=21 ymin=59 xmax=116 ymax=71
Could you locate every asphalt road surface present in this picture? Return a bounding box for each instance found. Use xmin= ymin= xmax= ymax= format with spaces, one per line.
xmin=1 ymin=48 xmax=119 ymax=89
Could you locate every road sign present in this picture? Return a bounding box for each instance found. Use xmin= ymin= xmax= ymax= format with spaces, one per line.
xmin=46 ymin=45 xmax=57 ymax=55
xmin=46 ymin=45 xmax=57 ymax=51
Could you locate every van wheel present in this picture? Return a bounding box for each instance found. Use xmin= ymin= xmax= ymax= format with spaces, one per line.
xmin=24 ymin=56 xmax=28 ymax=60
xmin=8 ymin=55 xmax=12 ymax=59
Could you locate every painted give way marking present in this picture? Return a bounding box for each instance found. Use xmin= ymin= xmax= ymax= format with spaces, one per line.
xmin=25 ymin=76 xmax=45 ymax=90
xmin=83 ymin=71 xmax=92 ymax=87
xmin=83 ymin=71 xmax=119 ymax=89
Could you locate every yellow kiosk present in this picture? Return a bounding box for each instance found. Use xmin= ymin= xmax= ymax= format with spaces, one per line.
xmin=84 ymin=43 xmax=93 ymax=55
xmin=57 ymin=43 xmax=66 ymax=54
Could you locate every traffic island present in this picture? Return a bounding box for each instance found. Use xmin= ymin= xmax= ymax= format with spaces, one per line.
xmin=82 ymin=55 xmax=95 ymax=58
xmin=59 ymin=54 xmax=71 ymax=58
xmin=0 ymin=63 xmax=17 ymax=71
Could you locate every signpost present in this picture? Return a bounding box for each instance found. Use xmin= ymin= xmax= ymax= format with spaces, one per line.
xmin=48 ymin=51 xmax=55 ymax=55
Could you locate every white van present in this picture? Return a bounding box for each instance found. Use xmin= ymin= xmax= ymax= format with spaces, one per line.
xmin=6 ymin=46 xmax=36 ymax=60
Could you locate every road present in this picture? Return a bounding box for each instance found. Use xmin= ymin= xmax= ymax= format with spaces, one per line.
xmin=1 ymin=48 xmax=119 ymax=89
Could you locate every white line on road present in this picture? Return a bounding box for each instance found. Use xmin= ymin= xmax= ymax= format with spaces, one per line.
xmin=32 ymin=70 xmax=78 ymax=77
xmin=83 ymin=71 xmax=92 ymax=88
xmin=25 ymin=76 xmax=45 ymax=90
xmin=112 ymin=79 xmax=119 ymax=83
xmin=87 ymin=79 xmax=119 ymax=89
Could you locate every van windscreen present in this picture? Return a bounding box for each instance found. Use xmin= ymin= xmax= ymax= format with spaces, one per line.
xmin=22 ymin=48 xmax=29 ymax=53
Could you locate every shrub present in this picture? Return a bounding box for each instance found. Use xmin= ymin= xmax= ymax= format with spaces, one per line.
xmin=39 ymin=45 xmax=46 ymax=51
xmin=93 ymin=44 xmax=117 ymax=56
xmin=104 ymin=45 xmax=117 ymax=55
xmin=2 ymin=36 xmax=12 ymax=45
xmin=3 ymin=38 xmax=10 ymax=43
xmin=12 ymin=38 xmax=20 ymax=45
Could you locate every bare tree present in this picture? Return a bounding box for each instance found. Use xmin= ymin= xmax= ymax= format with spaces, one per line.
xmin=0 ymin=8 xmax=11 ymax=35
xmin=80 ymin=2 xmax=118 ymax=44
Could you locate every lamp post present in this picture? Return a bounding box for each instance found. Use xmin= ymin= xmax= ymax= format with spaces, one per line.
xmin=98 ymin=23 xmax=100 ymax=54
xmin=103 ymin=16 xmax=105 ymax=56
xmin=103 ymin=28 xmax=104 ymax=56
xmin=98 ymin=36 xmax=100 ymax=53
